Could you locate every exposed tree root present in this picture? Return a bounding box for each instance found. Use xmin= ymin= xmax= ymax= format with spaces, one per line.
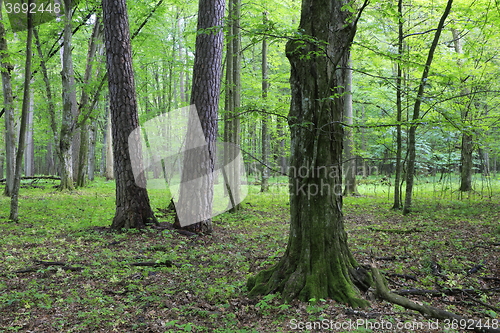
xmin=371 ymin=265 xmax=500 ymax=333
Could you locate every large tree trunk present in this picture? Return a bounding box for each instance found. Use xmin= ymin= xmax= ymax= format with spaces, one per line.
xmin=0 ymin=0 xmax=15 ymax=197
xmin=103 ymin=0 xmax=158 ymax=229
xmin=247 ymin=0 xmax=369 ymax=306
xmin=173 ymin=0 xmax=224 ymax=233
xmin=402 ymin=0 xmax=453 ymax=215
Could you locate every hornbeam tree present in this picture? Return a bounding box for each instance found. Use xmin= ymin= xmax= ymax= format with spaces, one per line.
xmin=247 ymin=0 xmax=370 ymax=305
xmin=103 ymin=0 xmax=158 ymax=229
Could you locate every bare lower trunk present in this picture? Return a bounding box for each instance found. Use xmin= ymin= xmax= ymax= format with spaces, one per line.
xmin=459 ymin=133 xmax=473 ymax=191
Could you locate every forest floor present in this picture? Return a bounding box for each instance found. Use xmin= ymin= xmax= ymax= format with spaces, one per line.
xmin=0 ymin=176 xmax=499 ymax=332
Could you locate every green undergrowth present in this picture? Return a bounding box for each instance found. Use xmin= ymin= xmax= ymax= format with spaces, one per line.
xmin=0 ymin=175 xmax=499 ymax=332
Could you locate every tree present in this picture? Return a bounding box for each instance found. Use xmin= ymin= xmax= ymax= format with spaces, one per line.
xmin=260 ymin=12 xmax=270 ymax=193
xmin=403 ymin=0 xmax=453 ymax=215
xmin=343 ymin=56 xmax=358 ymax=196
xmin=9 ymin=0 xmax=34 ymax=221
xmin=392 ymin=0 xmax=404 ymax=209
xmin=247 ymin=0 xmax=369 ymax=305
xmin=224 ymin=0 xmax=242 ymax=209
xmin=173 ymin=0 xmax=225 ymax=233
xmin=59 ymin=0 xmax=78 ymax=190
xmin=102 ymin=0 xmax=158 ymax=229
xmin=0 ymin=0 xmax=15 ymax=197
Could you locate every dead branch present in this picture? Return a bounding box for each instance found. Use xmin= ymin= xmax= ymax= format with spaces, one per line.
xmin=371 ymin=265 xmax=500 ymax=333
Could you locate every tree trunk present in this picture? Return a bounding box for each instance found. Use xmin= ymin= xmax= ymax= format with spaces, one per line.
xmin=34 ymin=28 xmax=60 ymax=177
xmin=343 ymin=57 xmax=358 ymax=196
xmin=25 ymin=88 xmax=35 ymax=176
xmin=103 ymin=0 xmax=158 ymax=229
xmin=223 ymin=0 xmax=242 ymax=210
xmin=0 ymin=0 xmax=15 ymax=197
xmin=248 ymin=0 xmax=369 ymax=306
xmin=59 ymin=0 xmax=77 ymax=191
xmin=459 ymin=133 xmax=473 ymax=191
xmin=392 ymin=0 xmax=404 ymax=209
xmin=75 ymin=15 xmax=102 ymax=188
xmin=173 ymin=0 xmax=224 ymax=232
xmin=88 ymin=120 xmax=97 ymax=181
xmin=451 ymin=29 xmax=473 ymax=192
xmin=76 ymin=123 xmax=89 ymax=187
xmin=402 ymin=0 xmax=453 ymax=215
xmin=260 ymin=12 xmax=270 ymax=193
xmin=9 ymin=4 xmax=34 ymax=221
xmin=105 ymin=109 xmax=114 ymax=180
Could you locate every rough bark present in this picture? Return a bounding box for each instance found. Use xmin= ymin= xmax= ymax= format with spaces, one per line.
xmin=59 ymin=0 xmax=77 ymax=191
xmin=403 ymin=0 xmax=453 ymax=215
xmin=173 ymin=0 xmax=224 ymax=233
xmin=0 ymin=0 xmax=15 ymax=197
xmin=247 ymin=0 xmax=369 ymax=306
xmin=103 ymin=0 xmax=158 ymax=229
xmin=105 ymin=109 xmax=114 ymax=180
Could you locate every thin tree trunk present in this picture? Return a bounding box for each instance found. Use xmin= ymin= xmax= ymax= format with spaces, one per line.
xmin=223 ymin=0 xmax=241 ymax=210
xmin=173 ymin=0 xmax=225 ymax=232
xmin=0 ymin=0 xmax=15 ymax=197
xmin=451 ymin=29 xmax=474 ymax=192
xmin=343 ymin=57 xmax=357 ymax=196
xmin=248 ymin=0 xmax=370 ymax=305
xmin=9 ymin=4 xmax=34 ymax=221
xmin=25 ymin=88 xmax=34 ymax=176
xmin=260 ymin=12 xmax=270 ymax=192
xmin=75 ymin=15 xmax=102 ymax=187
xmin=88 ymin=120 xmax=97 ymax=181
xmin=403 ymin=0 xmax=453 ymax=215
xmin=392 ymin=0 xmax=404 ymax=209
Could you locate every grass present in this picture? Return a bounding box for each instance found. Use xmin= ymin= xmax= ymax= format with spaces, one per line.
xmin=0 ymin=174 xmax=499 ymax=332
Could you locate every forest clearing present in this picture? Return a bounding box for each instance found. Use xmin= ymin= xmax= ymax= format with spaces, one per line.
xmin=1 ymin=177 xmax=499 ymax=332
